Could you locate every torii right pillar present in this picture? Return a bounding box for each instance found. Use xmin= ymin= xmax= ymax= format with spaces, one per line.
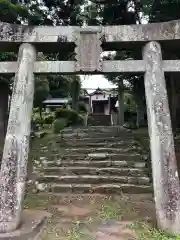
xmin=143 ymin=41 xmax=180 ymax=234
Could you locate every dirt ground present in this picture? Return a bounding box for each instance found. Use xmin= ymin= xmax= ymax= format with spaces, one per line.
xmin=24 ymin=193 xmax=160 ymax=240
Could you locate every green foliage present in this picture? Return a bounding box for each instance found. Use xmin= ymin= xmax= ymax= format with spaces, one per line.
xmin=53 ymin=118 xmax=67 ymax=134
xmin=124 ymin=93 xmax=137 ymax=113
xmin=77 ymin=102 xmax=88 ymax=113
xmin=33 ymin=108 xmax=39 ymax=114
xmin=55 ymin=108 xmax=71 ymax=119
xmin=44 ymin=114 xmax=55 ymax=125
xmin=48 ymin=75 xmax=71 ymax=98
xmin=55 ymin=108 xmax=84 ymax=126
xmin=143 ymin=0 xmax=180 ymax=23
xmin=32 ymin=114 xmax=44 ymax=126
xmin=42 ymin=0 xmax=85 ymax=26
xmin=34 ymin=77 xmax=49 ymax=107
xmin=85 ymin=0 xmax=140 ymax=26
xmin=0 ymin=0 xmax=29 ymax=23
xmin=129 ymin=221 xmax=179 ymax=240
xmin=69 ymin=76 xmax=81 ymax=110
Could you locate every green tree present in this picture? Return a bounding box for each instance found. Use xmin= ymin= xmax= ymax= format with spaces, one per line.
xmin=0 ymin=0 xmax=29 ymax=23
xmin=48 ymin=75 xmax=70 ymax=99
xmin=69 ymin=76 xmax=81 ymax=110
xmin=85 ymin=0 xmax=142 ymax=125
xmin=34 ymin=77 xmax=49 ymax=121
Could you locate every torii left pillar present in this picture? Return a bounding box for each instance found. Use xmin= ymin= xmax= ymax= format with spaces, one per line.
xmin=0 ymin=43 xmax=36 ymax=233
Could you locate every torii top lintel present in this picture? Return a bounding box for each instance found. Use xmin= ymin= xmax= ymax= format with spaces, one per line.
xmin=0 ymin=20 xmax=180 ymax=52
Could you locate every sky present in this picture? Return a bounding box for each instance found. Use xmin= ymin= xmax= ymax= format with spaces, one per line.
xmin=81 ymin=75 xmax=116 ymax=93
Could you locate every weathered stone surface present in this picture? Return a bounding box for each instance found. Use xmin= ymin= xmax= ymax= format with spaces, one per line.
xmin=39 ymin=160 xmax=146 ymax=168
xmin=143 ymin=41 xmax=180 ymax=234
xmin=41 ymin=167 xmax=147 ymax=177
xmin=1 ymin=20 xmax=180 ymax=51
xmin=75 ymin=30 xmax=102 ymax=72
xmin=95 ymin=221 xmax=136 ymax=240
xmin=1 ymin=60 xmax=180 ymax=75
xmin=0 ymin=43 xmax=36 ymax=233
xmin=50 ymin=183 xmax=152 ymax=194
xmin=51 ymin=153 xmax=145 ymax=162
xmin=36 ymin=126 xmax=150 ymax=195
xmin=64 ymin=147 xmax=138 ymax=154
xmin=52 ymin=205 xmax=92 ymax=217
xmin=60 ymin=140 xmax=136 ymax=148
xmin=0 ymin=210 xmax=50 ymax=240
xmin=39 ymin=175 xmax=150 ymax=185
xmin=4 ymin=59 xmax=180 ymax=75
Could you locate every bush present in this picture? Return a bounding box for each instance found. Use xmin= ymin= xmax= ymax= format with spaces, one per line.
xmin=77 ymin=102 xmax=87 ymax=113
xmin=44 ymin=114 xmax=55 ymax=124
xmin=55 ymin=108 xmax=81 ymax=125
xmin=77 ymin=114 xmax=84 ymax=125
xmin=43 ymin=111 xmax=51 ymax=116
xmin=33 ymin=115 xmax=44 ymax=125
xmin=53 ymin=118 xmax=67 ymax=133
xmin=55 ymin=108 xmax=71 ymax=119
xmin=33 ymin=108 xmax=39 ymax=114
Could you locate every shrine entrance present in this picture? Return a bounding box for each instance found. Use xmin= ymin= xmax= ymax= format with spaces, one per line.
xmin=0 ymin=20 xmax=180 ymax=235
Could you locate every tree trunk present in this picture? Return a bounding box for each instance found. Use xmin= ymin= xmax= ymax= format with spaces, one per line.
xmin=72 ymin=98 xmax=77 ymax=111
xmin=143 ymin=41 xmax=180 ymax=235
xmin=118 ymin=83 xmax=124 ymax=126
xmin=136 ymin=96 xmax=145 ymax=128
xmin=0 ymin=82 xmax=9 ymax=158
xmin=27 ymin=138 xmax=33 ymax=181
xmin=0 ymin=43 xmax=36 ymax=233
xmin=39 ymin=106 xmax=43 ymax=121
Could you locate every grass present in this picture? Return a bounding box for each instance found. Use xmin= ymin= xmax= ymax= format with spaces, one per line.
xmin=98 ymin=199 xmax=180 ymax=240
xmin=29 ymin=128 xmax=65 ymax=168
xmin=128 ymin=221 xmax=180 ymax=240
xmin=99 ymin=199 xmax=124 ymax=220
xmin=65 ymin=223 xmax=93 ymax=240
xmin=24 ymin=193 xmax=54 ymax=209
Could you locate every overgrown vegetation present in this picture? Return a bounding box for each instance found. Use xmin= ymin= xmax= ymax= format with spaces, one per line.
xmin=31 ymin=106 xmax=86 ymax=135
xmin=24 ymin=192 xmax=180 ymax=240
xmin=53 ymin=118 xmax=67 ymax=133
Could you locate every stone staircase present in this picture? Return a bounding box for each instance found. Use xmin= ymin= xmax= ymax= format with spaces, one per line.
xmin=36 ymin=126 xmax=152 ymax=194
xmin=87 ymin=114 xmax=111 ymax=126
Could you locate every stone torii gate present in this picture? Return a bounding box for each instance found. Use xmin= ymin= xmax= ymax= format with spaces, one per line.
xmin=0 ymin=20 xmax=180 ymax=236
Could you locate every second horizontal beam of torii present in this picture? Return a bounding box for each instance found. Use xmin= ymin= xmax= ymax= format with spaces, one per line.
xmin=0 ymin=60 xmax=180 ymax=75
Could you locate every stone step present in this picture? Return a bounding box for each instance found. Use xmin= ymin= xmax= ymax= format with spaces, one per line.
xmin=39 ymin=175 xmax=150 ymax=185
xmin=61 ymin=126 xmax=130 ymax=133
xmin=42 ymin=160 xmax=146 ymax=168
xmin=48 ymin=153 xmax=146 ymax=162
xmin=64 ymin=147 xmax=139 ymax=154
xmin=61 ymin=133 xmax=134 ymax=139
xmin=40 ymin=167 xmax=148 ymax=177
xmin=59 ymin=141 xmax=137 ymax=148
xmin=57 ymin=137 xmax=135 ymax=144
xmin=46 ymin=183 xmax=152 ymax=194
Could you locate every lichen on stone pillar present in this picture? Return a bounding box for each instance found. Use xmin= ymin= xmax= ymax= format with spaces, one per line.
xmin=0 ymin=43 xmax=36 ymax=233
xmin=143 ymin=41 xmax=180 ymax=234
